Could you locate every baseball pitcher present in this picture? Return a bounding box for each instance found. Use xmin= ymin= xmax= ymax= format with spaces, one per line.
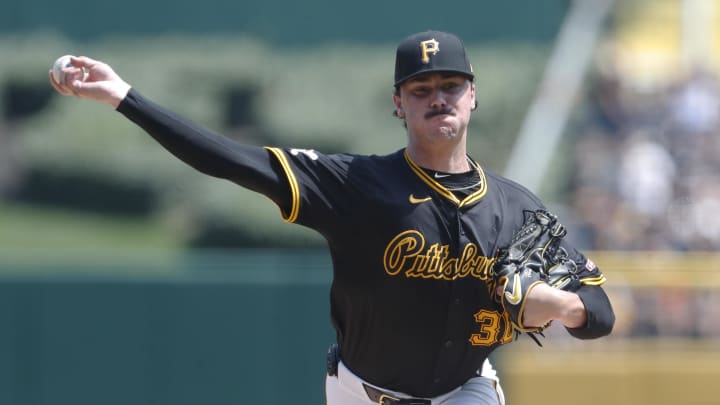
xmin=49 ymin=30 xmax=615 ymax=405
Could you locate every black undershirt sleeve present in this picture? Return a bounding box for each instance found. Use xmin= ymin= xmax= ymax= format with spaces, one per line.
xmin=565 ymin=285 xmax=615 ymax=339
xmin=115 ymin=88 xmax=292 ymax=213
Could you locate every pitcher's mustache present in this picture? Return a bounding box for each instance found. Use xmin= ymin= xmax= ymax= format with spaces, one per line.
xmin=425 ymin=109 xmax=454 ymax=119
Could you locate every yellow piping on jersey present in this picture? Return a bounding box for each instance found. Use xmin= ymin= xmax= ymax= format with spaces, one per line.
xmin=580 ymin=275 xmax=608 ymax=286
xmin=404 ymin=149 xmax=487 ymax=207
xmin=265 ymin=147 xmax=300 ymax=223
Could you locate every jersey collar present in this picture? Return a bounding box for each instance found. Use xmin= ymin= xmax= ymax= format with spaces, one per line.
xmin=403 ymin=149 xmax=487 ymax=207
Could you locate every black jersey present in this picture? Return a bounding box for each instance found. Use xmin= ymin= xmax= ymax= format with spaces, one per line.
xmin=266 ymin=147 xmax=609 ymax=396
xmin=117 ymin=88 xmax=614 ymax=398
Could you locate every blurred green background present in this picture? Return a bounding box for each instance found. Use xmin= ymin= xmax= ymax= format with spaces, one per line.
xmin=3 ymin=0 xmax=720 ymax=404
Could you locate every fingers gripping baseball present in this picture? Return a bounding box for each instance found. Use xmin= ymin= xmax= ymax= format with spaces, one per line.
xmin=48 ymin=55 xmax=131 ymax=108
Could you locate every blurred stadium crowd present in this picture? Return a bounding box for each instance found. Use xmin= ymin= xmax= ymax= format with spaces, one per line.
xmin=567 ymin=64 xmax=720 ymax=252
xmin=560 ymin=59 xmax=720 ymax=340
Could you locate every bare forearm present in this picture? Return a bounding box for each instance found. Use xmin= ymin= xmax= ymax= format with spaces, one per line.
xmin=523 ymin=283 xmax=587 ymax=329
xmin=522 ymin=282 xmax=615 ymax=339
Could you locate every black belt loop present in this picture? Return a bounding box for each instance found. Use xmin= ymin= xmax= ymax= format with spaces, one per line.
xmin=326 ymin=343 xmax=339 ymax=377
xmin=362 ymin=383 xmax=431 ymax=405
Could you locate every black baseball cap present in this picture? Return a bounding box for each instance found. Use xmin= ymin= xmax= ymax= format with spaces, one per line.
xmin=394 ymin=30 xmax=474 ymax=87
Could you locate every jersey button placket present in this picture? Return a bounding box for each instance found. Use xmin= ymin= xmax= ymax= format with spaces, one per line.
xmin=457 ymin=207 xmax=465 ymax=236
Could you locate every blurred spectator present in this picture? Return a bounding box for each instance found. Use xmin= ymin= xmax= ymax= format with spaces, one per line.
xmin=666 ymin=69 xmax=720 ymax=137
xmin=617 ymin=131 xmax=676 ymax=220
xmin=696 ymin=289 xmax=720 ymax=338
xmin=654 ymin=287 xmax=698 ymax=337
xmin=585 ymin=66 xmax=631 ymax=137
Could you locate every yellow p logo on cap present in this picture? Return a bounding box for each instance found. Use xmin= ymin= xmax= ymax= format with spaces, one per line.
xmin=420 ymin=39 xmax=439 ymax=64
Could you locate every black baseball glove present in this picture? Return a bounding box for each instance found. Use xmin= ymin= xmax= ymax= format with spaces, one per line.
xmin=493 ymin=209 xmax=575 ymax=337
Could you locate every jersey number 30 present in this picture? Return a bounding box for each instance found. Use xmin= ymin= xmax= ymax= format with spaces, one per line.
xmin=470 ymin=310 xmax=514 ymax=346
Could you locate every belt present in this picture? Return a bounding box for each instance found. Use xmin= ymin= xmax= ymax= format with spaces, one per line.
xmin=327 ymin=344 xmax=430 ymax=405
xmin=362 ymin=384 xmax=431 ymax=405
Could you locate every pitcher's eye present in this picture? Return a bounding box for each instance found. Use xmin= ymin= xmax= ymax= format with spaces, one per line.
xmin=442 ymin=82 xmax=463 ymax=92
xmin=410 ymin=86 xmax=431 ymax=97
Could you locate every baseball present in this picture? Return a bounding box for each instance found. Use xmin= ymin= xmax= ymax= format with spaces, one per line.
xmin=51 ymin=55 xmax=74 ymax=83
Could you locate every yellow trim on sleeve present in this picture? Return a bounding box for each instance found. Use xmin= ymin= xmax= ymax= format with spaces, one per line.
xmin=264 ymin=147 xmax=300 ymax=223
xmin=580 ymin=275 xmax=608 ymax=286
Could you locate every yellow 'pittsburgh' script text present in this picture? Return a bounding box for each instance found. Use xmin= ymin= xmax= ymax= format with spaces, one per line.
xmin=383 ymin=230 xmax=494 ymax=281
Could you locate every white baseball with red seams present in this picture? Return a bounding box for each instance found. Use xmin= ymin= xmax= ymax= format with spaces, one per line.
xmin=51 ymin=55 xmax=74 ymax=83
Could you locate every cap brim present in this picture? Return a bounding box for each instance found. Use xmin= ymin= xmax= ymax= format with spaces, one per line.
xmin=394 ymin=69 xmax=474 ymax=87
